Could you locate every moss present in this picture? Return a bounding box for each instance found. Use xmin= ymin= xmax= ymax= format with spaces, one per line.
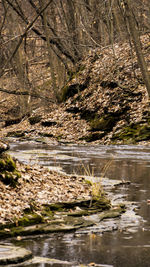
xmin=90 ymin=114 xmax=117 ymax=132
xmin=29 ymin=115 xmax=42 ymax=125
xmin=79 ymin=112 xmax=121 ymax=142
xmin=0 ymin=159 xmax=6 ymax=171
xmin=98 ymin=205 xmax=126 ymax=221
xmin=59 ymin=83 xmax=82 ymax=102
xmin=0 ymin=196 xmax=126 ymax=239
xmin=41 ymin=210 xmax=53 ymax=217
xmin=136 ymin=124 xmax=150 ymax=141
xmin=59 ymin=66 xmax=89 ymax=102
xmin=80 ymin=132 xmax=105 ymax=142
xmin=39 ymin=132 xmax=54 ymax=138
xmin=17 ymin=214 xmax=44 ymax=227
xmin=91 ymin=195 xmax=111 ymax=210
xmin=112 ymin=122 xmax=150 ymax=143
xmin=5 ymin=155 xmax=16 ymax=171
xmin=0 ymin=170 xmax=20 ymax=187
xmin=67 ymin=64 xmax=85 ymax=81
xmin=0 ymin=154 xmax=16 ymax=171
xmin=46 ymin=203 xmax=65 ymax=212
xmin=6 ymin=131 xmax=25 ymax=138
xmin=41 ymin=120 xmax=57 ymax=127
xmin=0 ymin=154 xmax=20 ymax=186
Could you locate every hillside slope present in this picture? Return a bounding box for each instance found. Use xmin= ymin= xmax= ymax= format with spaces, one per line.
xmin=0 ymin=35 xmax=150 ymax=145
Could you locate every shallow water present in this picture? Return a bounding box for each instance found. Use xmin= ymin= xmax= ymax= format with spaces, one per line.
xmin=7 ymin=141 xmax=150 ymax=266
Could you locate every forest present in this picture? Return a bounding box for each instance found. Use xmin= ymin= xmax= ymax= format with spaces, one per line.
xmin=0 ymin=1 xmax=150 ymax=266
xmin=0 ymin=0 xmax=150 ymax=107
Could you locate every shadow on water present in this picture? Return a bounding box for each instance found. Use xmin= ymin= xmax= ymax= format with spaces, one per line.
xmin=7 ymin=141 xmax=150 ymax=266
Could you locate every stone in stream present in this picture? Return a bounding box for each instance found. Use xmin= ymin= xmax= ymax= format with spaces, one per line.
xmin=0 ymin=245 xmax=32 ymax=265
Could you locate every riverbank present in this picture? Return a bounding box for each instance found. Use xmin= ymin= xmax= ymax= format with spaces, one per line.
xmin=0 ymin=156 xmax=92 ymax=225
xmin=0 ymin=145 xmax=129 ymax=240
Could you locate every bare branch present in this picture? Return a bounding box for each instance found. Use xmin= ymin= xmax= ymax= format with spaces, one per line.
xmin=0 ymin=87 xmax=55 ymax=103
xmin=0 ymin=0 xmax=54 ymax=77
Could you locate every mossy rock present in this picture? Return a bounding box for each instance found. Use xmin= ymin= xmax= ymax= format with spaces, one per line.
xmin=6 ymin=130 xmax=25 ymax=138
xmin=0 ymin=245 xmax=32 ymax=265
xmin=0 ymin=198 xmax=111 ymax=238
xmin=59 ymin=67 xmax=89 ymax=102
xmin=90 ymin=115 xmax=117 ymax=132
xmin=0 ymin=154 xmax=20 ymax=186
xmin=80 ymin=132 xmax=105 ymax=142
xmin=29 ymin=115 xmax=42 ymax=125
xmin=16 ymin=214 xmax=44 ymax=227
xmin=39 ymin=132 xmax=54 ymax=138
xmin=5 ymin=118 xmax=22 ymax=127
xmin=60 ymin=83 xmax=85 ymax=102
xmin=0 ymin=154 xmax=16 ymax=172
xmin=0 ymin=197 xmax=127 ymax=239
xmin=135 ymin=124 xmax=150 ymax=141
xmin=98 ymin=204 xmax=126 ymax=221
xmin=41 ymin=120 xmax=57 ymax=127
xmin=112 ymin=122 xmax=150 ymax=143
xmin=0 ymin=141 xmax=9 ymax=153
xmin=91 ymin=195 xmax=111 ymax=210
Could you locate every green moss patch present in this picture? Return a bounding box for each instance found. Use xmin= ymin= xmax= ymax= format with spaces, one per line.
xmin=29 ymin=115 xmax=42 ymax=125
xmin=59 ymin=65 xmax=89 ymax=102
xmin=112 ymin=122 xmax=150 ymax=143
xmin=6 ymin=130 xmax=25 ymax=138
xmin=0 ymin=154 xmax=20 ymax=186
xmin=0 ymin=196 xmax=125 ymax=239
xmin=60 ymin=82 xmax=88 ymax=102
xmin=90 ymin=115 xmax=117 ymax=131
xmin=80 ymin=132 xmax=105 ymax=142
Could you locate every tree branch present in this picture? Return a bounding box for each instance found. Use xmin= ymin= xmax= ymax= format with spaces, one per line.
xmin=0 ymin=0 xmax=54 ymax=77
xmin=5 ymin=0 xmax=75 ymax=64
xmin=0 ymin=87 xmax=55 ymax=103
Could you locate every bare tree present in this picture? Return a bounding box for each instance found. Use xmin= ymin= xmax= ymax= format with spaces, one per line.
xmin=123 ymin=0 xmax=150 ymax=97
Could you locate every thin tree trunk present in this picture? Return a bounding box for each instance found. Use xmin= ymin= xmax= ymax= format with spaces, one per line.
xmin=124 ymin=0 xmax=150 ymax=97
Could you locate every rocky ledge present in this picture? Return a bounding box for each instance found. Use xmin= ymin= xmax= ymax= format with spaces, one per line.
xmin=0 ymin=245 xmax=32 ymax=265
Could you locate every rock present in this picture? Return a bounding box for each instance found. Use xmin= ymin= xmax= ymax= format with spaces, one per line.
xmin=41 ymin=120 xmax=57 ymax=127
xmin=29 ymin=115 xmax=42 ymax=125
xmin=0 ymin=141 xmax=9 ymax=153
xmin=0 ymin=245 xmax=32 ymax=265
xmin=5 ymin=117 xmax=22 ymax=127
xmin=6 ymin=130 xmax=25 ymax=138
xmin=0 ymin=153 xmax=20 ymax=186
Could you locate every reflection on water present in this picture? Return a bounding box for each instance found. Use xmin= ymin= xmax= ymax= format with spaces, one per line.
xmin=8 ymin=141 xmax=150 ymax=266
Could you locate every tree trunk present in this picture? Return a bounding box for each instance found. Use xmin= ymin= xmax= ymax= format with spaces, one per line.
xmin=124 ymin=0 xmax=150 ymax=97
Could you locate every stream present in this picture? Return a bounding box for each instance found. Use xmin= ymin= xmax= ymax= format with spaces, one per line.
xmin=4 ymin=140 xmax=150 ymax=266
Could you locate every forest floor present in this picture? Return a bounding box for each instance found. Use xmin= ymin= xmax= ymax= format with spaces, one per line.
xmin=0 ymin=35 xmax=150 ymax=145
xmin=0 ymin=157 xmax=92 ymax=224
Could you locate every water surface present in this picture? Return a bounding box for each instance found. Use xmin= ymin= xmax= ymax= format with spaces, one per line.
xmin=7 ymin=141 xmax=150 ymax=266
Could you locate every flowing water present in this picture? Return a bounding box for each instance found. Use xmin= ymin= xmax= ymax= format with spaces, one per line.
xmin=6 ymin=141 xmax=150 ymax=266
